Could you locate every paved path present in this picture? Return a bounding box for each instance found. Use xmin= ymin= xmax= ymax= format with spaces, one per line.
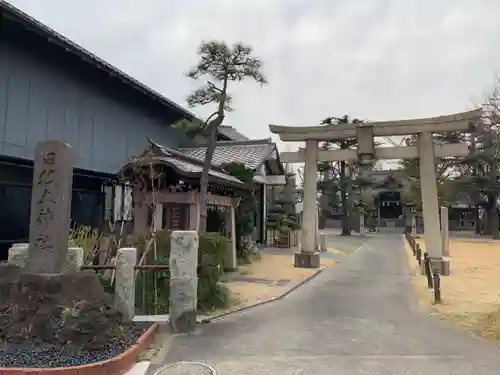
xmin=152 ymin=235 xmax=500 ymax=374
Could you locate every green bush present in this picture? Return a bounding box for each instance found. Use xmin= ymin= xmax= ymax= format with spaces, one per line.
xmin=135 ymin=230 xmax=230 ymax=314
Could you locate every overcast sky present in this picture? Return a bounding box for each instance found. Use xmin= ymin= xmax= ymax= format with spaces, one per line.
xmin=7 ymin=0 xmax=500 ymax=152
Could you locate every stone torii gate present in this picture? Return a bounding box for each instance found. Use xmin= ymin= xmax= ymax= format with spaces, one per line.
xmin=269 ymin=109 xmax=482 ymax=273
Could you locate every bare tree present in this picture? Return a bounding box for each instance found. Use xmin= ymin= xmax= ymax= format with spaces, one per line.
xmin=177 ymin=41 xmax=267 ymax=232
xmin=457 ymin=78 xmax=500 ymax=237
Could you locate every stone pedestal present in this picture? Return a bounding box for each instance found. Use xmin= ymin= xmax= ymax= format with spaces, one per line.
xmin=169 ymin=231 xmax=199 ymax=334
xmin=114 ymin=247 xmax=137 ymax=321
xmin=430 ymin=258 xmax=450 ymax=276
xmin=294 ymin=252 xmax=320 ymax=268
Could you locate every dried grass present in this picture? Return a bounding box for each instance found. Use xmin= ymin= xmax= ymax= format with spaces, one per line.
xmin=406 ymin=237 xmax=500 ymax=343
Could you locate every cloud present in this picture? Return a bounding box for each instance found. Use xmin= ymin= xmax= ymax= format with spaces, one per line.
xmin=7 ymin=0 xmax=500 ymax=153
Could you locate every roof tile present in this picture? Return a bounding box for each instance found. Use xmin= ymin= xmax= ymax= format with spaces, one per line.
xmin=180 ymin=140 xmax=276 ymax=170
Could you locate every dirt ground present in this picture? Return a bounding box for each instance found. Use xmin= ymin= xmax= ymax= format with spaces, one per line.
xmin=216 ymin=252 xmax=336 ymax=314
xmin=405 ymin=237 xmax=500 ymax=342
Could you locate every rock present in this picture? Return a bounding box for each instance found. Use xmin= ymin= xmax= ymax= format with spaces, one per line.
xmin=0 ymin=264 xmax=124 ymax=350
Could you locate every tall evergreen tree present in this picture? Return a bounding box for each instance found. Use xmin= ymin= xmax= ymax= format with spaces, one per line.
xmin=316 ymin=115 xmax=372 ymax=236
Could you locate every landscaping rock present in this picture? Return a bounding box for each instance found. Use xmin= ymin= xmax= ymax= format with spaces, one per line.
xmin=0 ymin=264 xmax=125 ymax=351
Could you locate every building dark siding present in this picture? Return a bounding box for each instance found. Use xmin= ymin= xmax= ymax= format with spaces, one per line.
xmin=0 ymin=14 xmax=195 ymax=258
xmin=0 ymin=156 xmax=110 ymax=259
xmin=0 ymin=15 xmax=192 ymax=173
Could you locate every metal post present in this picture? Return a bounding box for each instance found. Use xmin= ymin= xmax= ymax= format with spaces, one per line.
xmin=424 ymin=252 xmax=433 ymax=289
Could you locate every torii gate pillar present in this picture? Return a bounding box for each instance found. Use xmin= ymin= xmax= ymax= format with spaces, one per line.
xmin=419 ymin=132 xmax=449 ymax=274
xmin=295 ymin=140 xmax=320 ymax=268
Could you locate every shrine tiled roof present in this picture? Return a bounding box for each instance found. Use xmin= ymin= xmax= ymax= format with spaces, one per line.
xmin=180 ymin=139 xmax=279 ymax=171
xmin=120 ymin=138 xmax=285 ymax=186
xmin=218 ymin=126 xmax=251 ymax=141
xmin=120 ymin=139 xmax=243 ymax=186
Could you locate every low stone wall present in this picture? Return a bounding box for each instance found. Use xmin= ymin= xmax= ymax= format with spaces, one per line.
xmin=8 ymin=232 xmax=200 ymax=333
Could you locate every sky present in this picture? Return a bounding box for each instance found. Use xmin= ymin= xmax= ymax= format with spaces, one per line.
xmin=6 ymin=0 xmax=500 ymax=154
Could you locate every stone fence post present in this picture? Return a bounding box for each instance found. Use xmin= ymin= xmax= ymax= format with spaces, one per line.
xmin=170 ymin=231 xmax=199 ymax=333
xmin=114 ymin=247 xmax=137 ymax=321
xmin=8 ymin=244 xmax=84 ymax=271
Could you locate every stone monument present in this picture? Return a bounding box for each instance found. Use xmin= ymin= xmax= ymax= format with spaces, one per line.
xmin=0 ymin=140 xmax=125 ymax=350
xmin=24 ymin=140 xmax=74 ymax=274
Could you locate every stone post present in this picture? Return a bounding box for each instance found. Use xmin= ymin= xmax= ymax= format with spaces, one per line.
xmin=170 ymin=231 xmax=199 ymax=333
xmin=8 ymin=244 xmax=29 ymax=268
xmin=67 ymin=247 xmax=84 ymax=270
xmin=441 ymin=206 xmax=450 ymax=257
xmin=296 ymin=139 xmax=320 ymax=268
xmin=418 ymin=132 xmax=448 ymax=275
xmin=9 ymin=244 xmax=83 ymax=271
xmin=114 ymin=247 xmax=137 ymax=321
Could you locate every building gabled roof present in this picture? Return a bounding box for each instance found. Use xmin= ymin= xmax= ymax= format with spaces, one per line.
xmin=120 ymin=139 xmax=243 ymax=187
xmin=0 ymin=0 xmax=195 ymax=122
xmin=218 ymin=126 xmax=251 ymax=141
xmin=180 ymin=138 xmax=284 ymax=174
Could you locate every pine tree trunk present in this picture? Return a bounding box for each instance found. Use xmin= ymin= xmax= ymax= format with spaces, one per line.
xmin=198 ymin=127 xmax=218 ymax=233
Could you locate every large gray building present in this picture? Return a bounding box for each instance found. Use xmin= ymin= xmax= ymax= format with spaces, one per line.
xmin=0 ymin=1 xmax=197 ymax=257
xmin=0 ymin=1 xmax=281 ymax=257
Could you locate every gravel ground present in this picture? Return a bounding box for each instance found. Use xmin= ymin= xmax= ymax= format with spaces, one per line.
xmin=0 ymin=322 xmax=152 ymax=368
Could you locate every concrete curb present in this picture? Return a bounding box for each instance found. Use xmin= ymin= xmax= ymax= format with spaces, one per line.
xmin=125 ymin=361 xmax=151 ymax=375
xmin=199 ymin=267 xmax=326 ymax=324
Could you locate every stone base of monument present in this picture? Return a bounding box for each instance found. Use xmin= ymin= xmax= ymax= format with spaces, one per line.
xmin=0 ymin=264 xmax=157 ymax=372
xmin=294 ymin=252 xmax=320 ymax=268
xmin=419 ymin=258 xmax=451 ymax=276
xmin=430 ymin=258 xmax=451 ymax=276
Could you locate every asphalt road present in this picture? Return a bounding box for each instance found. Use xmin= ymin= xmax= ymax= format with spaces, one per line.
xmin=152 ymin=234 xmax=500 ymax=375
